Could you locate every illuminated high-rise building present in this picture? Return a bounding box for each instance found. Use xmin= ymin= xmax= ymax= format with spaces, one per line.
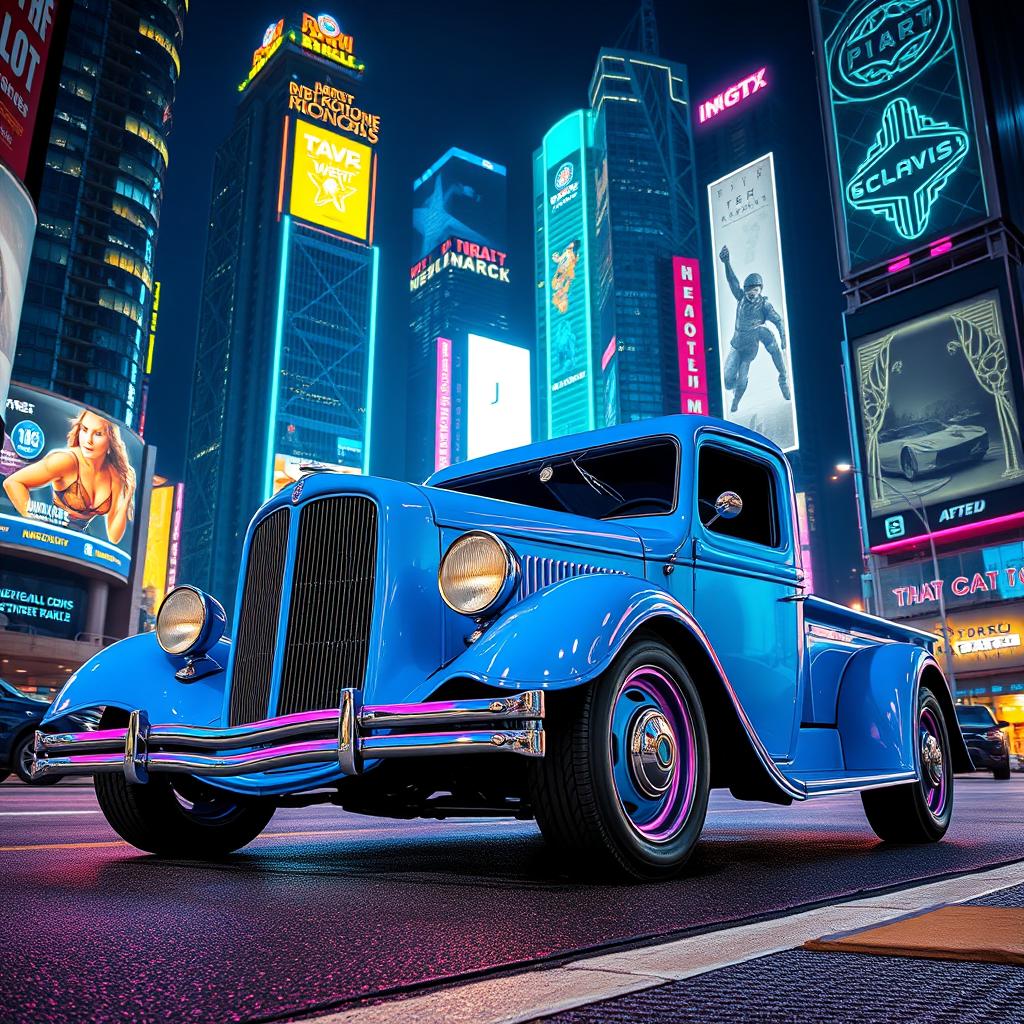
xmin=180 ymin=12 xmax=380 ymax=610
xmin=12 ymin=0 xmax=186 ymax=429
xmin=407 ymin=148 xmax=529 ymax=479
xmin=534 ymin=48 xmax=701 ymax=438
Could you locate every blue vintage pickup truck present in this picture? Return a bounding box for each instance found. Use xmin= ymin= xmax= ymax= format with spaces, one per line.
xmin=33 ymin=416 xmax=970 ymax=878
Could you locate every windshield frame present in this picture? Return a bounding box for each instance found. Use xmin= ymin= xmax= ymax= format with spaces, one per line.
xmin=436 ymin=434 xmax=683 ymax=522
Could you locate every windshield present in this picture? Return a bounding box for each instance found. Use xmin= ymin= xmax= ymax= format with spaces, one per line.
xmin=955 ymin=705 xmax=997 ymax=727
xmin=438 ymin=437 xmax=679 ymax=520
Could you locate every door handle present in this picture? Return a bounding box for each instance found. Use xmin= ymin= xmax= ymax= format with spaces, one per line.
xmin=780 ymin=591 xmax=808 ymax=602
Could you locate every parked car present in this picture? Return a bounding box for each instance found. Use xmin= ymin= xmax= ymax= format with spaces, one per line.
xmin=0 ymin=678 xmax=97 ymax=785
xmin=955 ymin=704 xmax=1011 ymax=779
xmin=877 ymin=419 xmax=988 ymax=481
xmin=32 ymin=416 xmax=971 ymax=878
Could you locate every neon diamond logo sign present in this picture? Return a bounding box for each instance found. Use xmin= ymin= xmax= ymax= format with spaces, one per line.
xmin=845 ymin=96 xmax=969 ymax=240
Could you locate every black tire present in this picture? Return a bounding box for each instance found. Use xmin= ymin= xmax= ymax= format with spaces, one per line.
xmin=13 ymin=732 xmax=60 ymax=786
xmin=900 ymin=448 xmax=919 ymax=481
xmin=530 ymin=637 xmax=710 ymax=880
xmin=94 ymin=772 xmax=275 ymax=856
xmin=861 ymin=685 xmax=953 ymax=843
xmin=0 ymin=770 xmax=10 ymax=784
xmin=994 ymin=762 xmax=1012 ymax=781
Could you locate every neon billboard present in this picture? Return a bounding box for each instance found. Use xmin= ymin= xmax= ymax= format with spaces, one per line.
xmin=435 ymin=337 xmax=452 ymax=471
xmin=300 ymin=12 xmax=365 ymax=75
xmin=698 ymin=68 xmax=768 ymax=125
xmin=672 ymin=257 xmax=708 ymax=415
xmin=410 ymin=237 xmax=510 ymax=292
xmin=812 ymin=0 xmax=988 ymax=274
xmin=466 ymin=335 xmax=531 ymax=461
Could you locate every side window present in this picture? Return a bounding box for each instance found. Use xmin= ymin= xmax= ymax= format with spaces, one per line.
xmin=697 ymin=444 xmax=780 ymax=548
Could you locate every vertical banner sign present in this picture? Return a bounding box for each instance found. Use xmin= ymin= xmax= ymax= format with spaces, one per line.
xmin=166 ymin=482 xmax=184 ymax=591
xmin=708 ymin=154 xmax=798 ymax=452
xmin=0 ymin=164 xmax=35 ymax=427
xmin=0 ymin=0 xmax=57 ymax=180
xmin=434 ymin=336 xmax=452 ymax=471
xmin=812 ymin=0 xmax=988 ymax=275
xmin=673 ymin=257 xmax=708 ymax=414
xmin=543 ymin=112 xmax=593 ymax=439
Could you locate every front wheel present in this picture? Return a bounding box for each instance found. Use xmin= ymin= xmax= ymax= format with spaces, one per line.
xmin=861 ymin=685 xmax=953 ymax=843
xmin=13 ymin=733 xmax=60 ymax=786
xmin=530 ymin=637 xmax=710 ymax=880
xmin=94 ymin=772 xmax=275 ymax=857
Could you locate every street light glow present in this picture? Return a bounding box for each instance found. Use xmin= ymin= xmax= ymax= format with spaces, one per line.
xmin=835 ymin=462 xmax=852 ymax=473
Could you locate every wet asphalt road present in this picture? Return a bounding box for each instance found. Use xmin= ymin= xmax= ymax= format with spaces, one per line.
xmin=3 ymin=775 xmax=1024 ymax=1024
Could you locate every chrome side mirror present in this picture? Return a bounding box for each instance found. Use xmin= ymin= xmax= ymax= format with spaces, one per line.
xmin=705 ymin=490 xmax=742 ymax=528
xmin=715 ymin=491 xmax=742 ymax=519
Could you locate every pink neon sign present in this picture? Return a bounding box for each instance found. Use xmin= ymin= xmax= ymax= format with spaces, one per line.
xmin=434 ymin=337 xmax=453 ymax=471
xmin=698 ymin=68 xmax=767 ymax=125
xmin=871 ymin=509 xmax=1024 ymax=555
xmin=673 ymin=257 xmax=708 ymax=414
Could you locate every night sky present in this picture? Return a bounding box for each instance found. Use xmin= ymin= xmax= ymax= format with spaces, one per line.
xmin=148 ymin=0 xmax=857 ymax=581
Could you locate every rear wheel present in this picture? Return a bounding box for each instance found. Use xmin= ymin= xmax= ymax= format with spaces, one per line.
xmin=95 ymin=772 xmax=275 ymax=857
xmin=861 ymin=685 xmax=953 ymax=843
xmin=530 ymin=637 xmax=710 ymax=880
xmin=994 ymin=761 xmax=1011 ymax=780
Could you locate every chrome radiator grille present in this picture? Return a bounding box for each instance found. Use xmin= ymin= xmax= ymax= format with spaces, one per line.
xmin=277 ymin=496 xmax=377 ymax=717
xmin=228 ymin=508 xmax=289 ymax=727
xmin=518 ymin=554 xmax=625 ymax=599
xmin=227 ymin=496 xmax=378 ymax=727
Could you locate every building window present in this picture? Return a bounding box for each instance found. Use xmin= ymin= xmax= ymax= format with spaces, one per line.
xmin=124 ymin=114 xmax=169 ymax=167
xmin=138 ymin=20 xmax=181 ymax=76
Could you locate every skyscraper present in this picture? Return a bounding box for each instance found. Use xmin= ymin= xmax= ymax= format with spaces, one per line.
xmin=535 ymin=48 xmax=701 ymax=438
xmin=181 ymin=12 xmax=380 ymax=610
xmin=407 ymin=148 xmax=528 ymax=480
xmin=12 ymin=0 xmax=185 ymax=429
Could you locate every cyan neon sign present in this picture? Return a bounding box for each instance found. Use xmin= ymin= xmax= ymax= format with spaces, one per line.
xmin=826 ymin=0 xmax=952 ymax=101
xmin=846 ymin=96 xmax=969 ymax=239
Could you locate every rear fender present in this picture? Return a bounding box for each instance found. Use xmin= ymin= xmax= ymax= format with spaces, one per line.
xmin=439 ymin=574 xmax=804 ymax=801
xmin=42 ymin=633 xmax=229 ymax=729
xmin=836 ymin=644 xmax=972 ymax=774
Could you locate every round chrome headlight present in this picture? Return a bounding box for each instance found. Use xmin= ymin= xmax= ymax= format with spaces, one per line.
xmin=156 ymin=586 xmax=225 ymax=656
xmin=438 ymin=532 xmax=518 ymax=617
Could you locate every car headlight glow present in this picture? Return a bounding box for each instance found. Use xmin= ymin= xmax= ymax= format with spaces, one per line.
xmin=156 ymin=586 xmax=225 ymax=656
xmin=438 ymin=531 xmax=518 ymax=617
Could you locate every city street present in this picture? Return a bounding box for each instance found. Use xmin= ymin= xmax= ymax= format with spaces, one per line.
xmin=3 ymin=775 xmax=1024 ymax=1023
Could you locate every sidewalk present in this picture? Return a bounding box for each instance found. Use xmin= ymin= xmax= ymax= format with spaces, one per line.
xmin=306 ymin=859 xmax=1024 ymax=1024
xmin=544 ymin=882 xmax=1024 ymax=1023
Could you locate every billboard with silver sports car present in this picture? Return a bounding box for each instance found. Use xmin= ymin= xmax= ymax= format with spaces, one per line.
xmin=850 ymin=287 xmax=1024 ymax=549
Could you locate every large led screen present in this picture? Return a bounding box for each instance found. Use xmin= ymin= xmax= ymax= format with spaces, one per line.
xmin=851 ymin=289 xmax=1024 ymax=548
xmin=812 ymin=0 xmax=989 ymax=275
xmin=412 ymin=150 xmax=507 ymax=261
xmin=1 ymin=384 xmax=145 ymax=579
xmin=467 ymin=334 xmax=531 ymax=461
xmin=708 ymin=153 xmax=798 ymax=452
xmin=290 ymin=120 xmax=374 ymax=241
xmin=0 ymin=164 xmax=36 ymax=428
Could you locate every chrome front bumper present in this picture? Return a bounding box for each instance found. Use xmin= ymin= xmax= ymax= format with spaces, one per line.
xmin=31 ymin=688 xmax=545 ymax=783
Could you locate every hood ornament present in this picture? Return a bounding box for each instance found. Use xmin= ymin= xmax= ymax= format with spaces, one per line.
xmin=291 ymin=477 xmax=305 ymax=504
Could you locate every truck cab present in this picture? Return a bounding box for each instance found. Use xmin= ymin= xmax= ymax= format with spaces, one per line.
xmin=33 ymin=415 xmax=971 ymax=879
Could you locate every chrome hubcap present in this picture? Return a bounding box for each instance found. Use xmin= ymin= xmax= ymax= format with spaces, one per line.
xmin=921 ymin=732 xmax=944 ymax=787
xmin=628 ymin=707 xmax=677 ymax=798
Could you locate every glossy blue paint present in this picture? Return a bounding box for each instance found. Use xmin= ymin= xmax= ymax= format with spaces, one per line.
xmin=41 ymin=633 xmax=229 ymax=729
xmin=836 ymin=644 xmax=971 ymax=774
xmin=39 ymin=413 xmax=969 ymax=804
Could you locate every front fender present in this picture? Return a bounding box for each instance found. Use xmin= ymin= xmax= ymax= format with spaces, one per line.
xmin=439 ymin=573 xmax=688 ymax=690
xmin=43 ymin=633 xmax=230 ymax=729
xmin=836 ymin=644 xmax=972 ymax=774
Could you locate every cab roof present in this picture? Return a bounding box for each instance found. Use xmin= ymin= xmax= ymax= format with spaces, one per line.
xmin=426 ymin=414 xmax=786 ymax=487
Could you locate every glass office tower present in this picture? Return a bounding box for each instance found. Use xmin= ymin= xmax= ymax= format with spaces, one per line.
xmin=535 ymin=49 xmax=701 ymax=438
xmin=181 ymin=13 xmax=380 ymax=611
xmin=13 ymin=0 xmax=186 ymax=429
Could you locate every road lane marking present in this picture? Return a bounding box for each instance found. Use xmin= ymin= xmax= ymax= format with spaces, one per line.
xmin=0 ymin=841 xmax=126 ymax=852
xmin=0 ymin=810 xmax=100 ymax=816
xmin=307 ymin=860 xmax=1024 ymax=1024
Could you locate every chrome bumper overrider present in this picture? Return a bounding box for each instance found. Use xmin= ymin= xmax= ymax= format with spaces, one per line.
xmin=31 ymin=689 xmax=545 ymax=783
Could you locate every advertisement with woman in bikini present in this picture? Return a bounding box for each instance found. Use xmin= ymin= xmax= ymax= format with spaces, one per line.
xmin=1 ymin=383 xmax=143 ymax=579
